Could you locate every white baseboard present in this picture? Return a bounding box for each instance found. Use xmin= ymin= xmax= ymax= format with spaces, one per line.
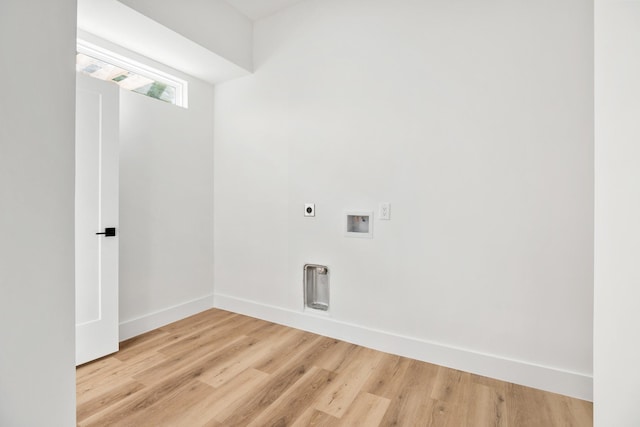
xmin=119 ymin=294 xmax=214 ymax=341
xmin=213 ymin=293 xmax=593 ymax=401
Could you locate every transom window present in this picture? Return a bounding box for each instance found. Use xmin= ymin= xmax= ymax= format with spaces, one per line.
xmin=76 ymin=40 xmax=188 ymax=108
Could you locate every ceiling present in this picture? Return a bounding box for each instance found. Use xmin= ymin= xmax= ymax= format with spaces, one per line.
xmin=223 ymin=0 xmax=306 ymax=21
xmin=76 ymin=0 xmax=308 ymax=84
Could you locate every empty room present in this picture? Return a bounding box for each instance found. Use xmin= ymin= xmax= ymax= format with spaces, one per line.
xmin=1 ymin=0 xmax=638 ymax=426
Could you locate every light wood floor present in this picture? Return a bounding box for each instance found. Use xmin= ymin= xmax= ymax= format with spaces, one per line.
xmin=77 ymin=308 xmax=592 ymax=426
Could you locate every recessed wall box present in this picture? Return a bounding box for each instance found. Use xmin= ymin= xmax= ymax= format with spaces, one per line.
xmin=304 ymin=264 xmax=329 ymax=311
xmin=345 ymin=211 xmax=373 ymax=238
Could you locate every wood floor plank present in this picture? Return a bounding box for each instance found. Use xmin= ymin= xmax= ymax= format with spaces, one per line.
xmin=336 ymin=391 xmax=391 ymax=426
xmin=313 ymin=346 xmax=385 ymax=418
xmin=76 ymin=356 xmax=124 ymax=391
xmin=157 ymin=307 xmax=235 ymax=335
xmin=312 ymin=339 xmax=358 ymax=373
xmin=291 ymin=408 xmax=340 ymax=427
xmin=76 ymin=308 xmax=593 ymax=427
xmin=378 ymin=358 xmax=440 ymax=426
xmin=471 ymin=372 xmax=509 ymax=394
xmin=431 ymin=365 xmax=472 ymax=405
xmin=542 ymin=388 xmax=594 ymax=427
xmin=78 ymin=369 xmax=207 ymax=426
xmin=246 ymin=366 xmax=335 ymax=427
xmin=148 ymin=312 xmax=243 ymax=355
xmin=76 ymin=380 xmax=146 ymax=423
xmin=135 ymin=334 xmax=256 ymax=386
xmin=155 ymin=368 xmax=270 ymax=427
xmin=112 ymin=329 xmax=171 ymax=362
xmin=423 ymin=398 xmax=465 ymax=427
xmin=76 ymin=355 xmax=123 ymax=382
xmin=198 ymin=324 xmax=304 ymax=388
xmin=506 ymin=383 xmax=556 ymax=427
xmin=566 ymin=396 xmax=595 ymax=426
xmin=77 ymin=352 xmax=167 ymax=403
xmin=104 ymin=380 xmax=216 ymax=427
xmin=465 ymin=382 xmax=507 ymax=427
xmin=362 ymin=353 xmax=412 ymax=399
xmin=213 ymin=335 xmax=335 ymax=425
xmin=251 ymin=328 xmax=317 ymax=374
xmin=155 ymin=313 xmax=264 ymax=358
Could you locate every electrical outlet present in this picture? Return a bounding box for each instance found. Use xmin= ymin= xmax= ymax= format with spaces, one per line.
xmin=304 ymin=203 xmax=315 ymax=217
xmin=379 ymin=202 xmax=390 ymax=220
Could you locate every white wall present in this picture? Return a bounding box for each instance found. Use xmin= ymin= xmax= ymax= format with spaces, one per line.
xmin=0 ymin=1 xmax=77 ymax=425
xmin=213 ymin=0 xmax=594 ymax=399
xmin=118 ymin=0 xmax=253 ymax=71
xmin=594 ymin=0 xmax=640 ymax=425
xmin=82 ymin=35 xmax=216 ymax=338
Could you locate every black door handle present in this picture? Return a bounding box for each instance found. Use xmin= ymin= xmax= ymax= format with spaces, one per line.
xmin=96 ymin=227 xmax=116 ymax=237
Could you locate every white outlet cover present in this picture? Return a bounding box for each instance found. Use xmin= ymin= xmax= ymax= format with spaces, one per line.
xmin=304 ymin=203 xmax=315 ymax=217
xmin=379 ymin=202 xmax=390 ymax=220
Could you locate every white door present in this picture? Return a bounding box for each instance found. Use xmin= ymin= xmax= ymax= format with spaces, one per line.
xmin=75 ymin=74 xmax=119 ymax=366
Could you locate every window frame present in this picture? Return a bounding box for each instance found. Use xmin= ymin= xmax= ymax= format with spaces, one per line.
xmin=77 ymin=39 xmax=189 ymax=108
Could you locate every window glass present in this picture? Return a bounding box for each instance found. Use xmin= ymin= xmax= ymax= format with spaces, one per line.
xmin=75 ymin=40 xmax=188 ymax=108
xmin=76 ymin=53 xmax=177 ymax=105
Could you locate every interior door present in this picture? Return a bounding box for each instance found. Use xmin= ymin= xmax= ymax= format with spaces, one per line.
xmin=75 ymin=73 xmax=119 ymax=366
